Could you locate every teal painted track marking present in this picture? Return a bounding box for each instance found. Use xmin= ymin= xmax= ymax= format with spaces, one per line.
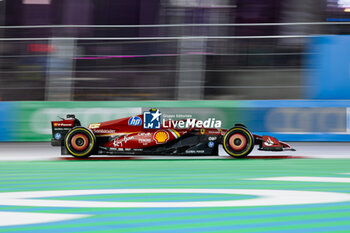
xmin=1 ymin=159 xmax=350 ymax=232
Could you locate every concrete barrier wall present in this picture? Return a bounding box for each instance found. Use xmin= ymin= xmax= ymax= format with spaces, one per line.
xmin=1 ymin=100 xmax=350 ymax=141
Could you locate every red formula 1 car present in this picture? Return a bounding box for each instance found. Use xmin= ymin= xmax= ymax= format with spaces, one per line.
xmin=51 ymin=109 xmax=294 ymax=158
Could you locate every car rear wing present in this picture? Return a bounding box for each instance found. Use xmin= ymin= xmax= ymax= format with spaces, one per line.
xmin=51 ymin=115 xmax=81 ymax=146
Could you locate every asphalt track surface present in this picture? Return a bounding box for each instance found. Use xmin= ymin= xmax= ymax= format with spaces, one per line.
xmin=1 ymin=142 xmax=350 ymax=232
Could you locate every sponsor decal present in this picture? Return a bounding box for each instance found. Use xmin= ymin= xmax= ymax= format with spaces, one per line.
xmin=208 ymin=136 xmax=217 ymax=141
xmin=186 ymin=150 xmax=205 ymax=154
xmin=200 ymin=129 xmax=205 ymax=134
xmin=167 ymin=129 xmax=181 ymax=139
xmin=113 ymin=135 xmax=134 ymax=147
xmin=264 ymin=137 xmax=274 ymax=146
xmin=53 ymin=123 xmax=73 ymax=127
xmin=54 ymin=133 xmax=61 ymax=140
xmin=93 ymin=129 xmax=116 ymax=134
xmin=137 ymin=132 xmax=153 ymax=145
xmin=128 ymin=116 xmax=142 ymax=126
xmin=143 ymin=109 xmax=161 ymax=129
xmin=139 ymin=132 xmax=152 ymax=137
xmin=139 ymin=138 xmax=152 ymax=145
xmin=154 ymin=130 xmax=169 ymax=144
xmin=88 ymin=123 xmax=100 ymax=129
xmin=207 ymin=130 xmax=222 ymax=135
xmin=208 ymin=141 xmax=215 ymax=148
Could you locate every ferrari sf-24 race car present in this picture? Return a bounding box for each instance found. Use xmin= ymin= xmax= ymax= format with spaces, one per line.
xmin=51 ymin=109 xmax=294 ymax=158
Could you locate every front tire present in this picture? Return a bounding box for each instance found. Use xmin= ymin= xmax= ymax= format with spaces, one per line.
xmin=64 ymin=127 xmax=96 ymax=158
xmin=223 ymin=127 xmax=254 ymax=158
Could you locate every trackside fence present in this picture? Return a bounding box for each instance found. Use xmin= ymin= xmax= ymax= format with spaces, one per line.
xmin=0 ymin=100 xmax=350 ymax=142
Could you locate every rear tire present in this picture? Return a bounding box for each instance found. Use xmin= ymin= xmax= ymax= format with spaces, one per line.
xmin=64 ymin=127 xmax=96 ymax=158
xmin=223 ymin=127 xmax=254 ymax=158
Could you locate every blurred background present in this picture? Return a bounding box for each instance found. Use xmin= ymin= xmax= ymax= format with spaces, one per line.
xmin=2 ymin=3 xmax=350 ymax=232
xmin=2 ymin=0 xmax=350 ymax=142
xmin=1 ymin=0 xmax=350 ymax=101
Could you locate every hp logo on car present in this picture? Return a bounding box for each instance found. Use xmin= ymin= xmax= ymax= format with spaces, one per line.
xmin=128 ymin=116 xmax=142 ymax=126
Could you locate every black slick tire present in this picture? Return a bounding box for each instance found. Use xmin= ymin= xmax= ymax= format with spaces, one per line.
xmin=222 ymin=127 xmax=254 ymax=158
xmin=64 ymin=127 xmax=96 ymax=158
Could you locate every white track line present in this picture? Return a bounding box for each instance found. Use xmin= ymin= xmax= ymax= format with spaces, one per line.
xmin=0 ymin=211 xmax=90 ymax=227
xmin=0 ymin=189 xmax=350 ymax=208
xmin=248 ymin=176 xmax=350 ymax=183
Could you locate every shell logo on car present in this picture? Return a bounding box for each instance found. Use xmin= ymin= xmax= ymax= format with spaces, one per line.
xmin=154 ymin=130 xmax=169 ymax=144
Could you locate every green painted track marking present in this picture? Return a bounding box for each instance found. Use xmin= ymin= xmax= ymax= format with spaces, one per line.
xmin=0 ymin=159 xmax=350 ymax=232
